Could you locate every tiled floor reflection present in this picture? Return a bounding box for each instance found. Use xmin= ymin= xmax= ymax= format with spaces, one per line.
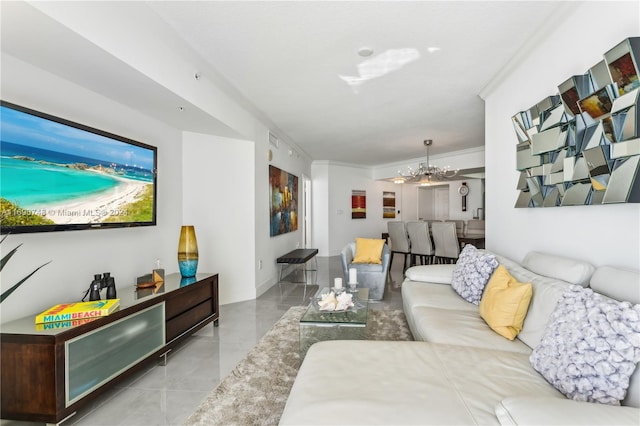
xmin=1 ymin=255 xmax=406 ymax=426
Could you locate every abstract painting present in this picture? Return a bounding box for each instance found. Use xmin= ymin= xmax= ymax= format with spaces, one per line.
xmin=383 ymin=191 xmax=396 ymax=218
xmin=269 ymin=165 xmax=298 ymax=236
xmin=351 ymin=190 xmax=366 ymax=219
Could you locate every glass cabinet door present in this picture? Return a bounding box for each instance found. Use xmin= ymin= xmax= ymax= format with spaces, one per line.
xmin=66 ymin=304 xmax=165 ymax=405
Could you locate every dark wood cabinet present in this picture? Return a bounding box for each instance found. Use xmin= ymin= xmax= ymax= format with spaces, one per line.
xmin=0 ymin=273 xmax=218 ymax=423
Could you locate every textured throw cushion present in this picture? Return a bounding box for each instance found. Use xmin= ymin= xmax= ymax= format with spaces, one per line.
xmin=352 ymin=238 xmax=385 ymax=264
xmin=451 ymin=245 xmax=499 ymax=305
xmin=530 ymin=286 xmax=640 ymax=405
xmin=479 ymin=265 xmax=533 ymax=340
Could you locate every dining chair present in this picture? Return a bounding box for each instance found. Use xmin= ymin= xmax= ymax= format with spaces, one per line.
xmin=387 ymin=221 xmax=411 ymax=273
xmin=445 ymin=220 xmax=464 ymax=234
xmin=431 ymin=221 xmax=460 ymax=264
xmin=407 ymin=221 xmax=434 ymax=266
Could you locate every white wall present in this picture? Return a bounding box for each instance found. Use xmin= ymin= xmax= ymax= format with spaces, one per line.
xmin=415 ymin=179 xmax=484 ymax=221
xmin=0 ymin=54 xmax=183 ymax=323
xmin=311 ymin=163 xmax=330 ymax=255
xmin=483 ymin=1 xmax=640 ymax=269
xmin=400 ymin=182 xmax=418 ymax=224
xmin=182 ymin=132 xmax=255 ymax=304
xmin=255 ymin=130 xmax=311 ymax=296
xmin=180 ymin=129 xmax=313 ymax=305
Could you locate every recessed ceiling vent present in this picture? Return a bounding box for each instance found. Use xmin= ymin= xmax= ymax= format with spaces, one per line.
xmin=268 ymin=131 xmax=279 ymax=148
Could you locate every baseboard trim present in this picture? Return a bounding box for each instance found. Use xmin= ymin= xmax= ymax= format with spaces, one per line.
xmin=256 ymin=276 xmax=276 ymax=298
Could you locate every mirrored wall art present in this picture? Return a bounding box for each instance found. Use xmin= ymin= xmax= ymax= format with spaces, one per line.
xmin=512 ymin=37 xmax=640 ymax=208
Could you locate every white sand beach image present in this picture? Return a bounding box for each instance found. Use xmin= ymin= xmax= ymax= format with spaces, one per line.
xmin=34 ymin=177 xmax=150 ymax=225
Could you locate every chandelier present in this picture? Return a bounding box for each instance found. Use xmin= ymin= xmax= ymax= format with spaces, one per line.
xmin=395 ymin=139 xmax=458 ymax=183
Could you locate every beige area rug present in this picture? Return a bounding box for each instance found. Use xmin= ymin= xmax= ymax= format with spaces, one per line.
xmin=184 ymin=306 xmax=413 ymax=426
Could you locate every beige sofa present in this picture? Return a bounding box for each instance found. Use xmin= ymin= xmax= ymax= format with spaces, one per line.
xmin=280 ymin=251 xmax=640 ymax=425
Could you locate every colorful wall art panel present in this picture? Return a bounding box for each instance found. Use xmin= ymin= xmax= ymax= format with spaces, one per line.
xmin=269 ymin=165 xmax=298 ymax=236
xmin=351 ymin=190 xmax=366 ymax=219
xmin=383 ymin=191 xmax=396 ymax=218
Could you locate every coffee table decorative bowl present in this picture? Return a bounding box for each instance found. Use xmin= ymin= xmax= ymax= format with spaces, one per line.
xmin=299 ymin=287 xmax=369 ymax=358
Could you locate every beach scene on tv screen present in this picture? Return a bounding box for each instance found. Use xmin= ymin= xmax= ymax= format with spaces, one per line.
xmin=0 ymin=105 xmax=155 ymax=228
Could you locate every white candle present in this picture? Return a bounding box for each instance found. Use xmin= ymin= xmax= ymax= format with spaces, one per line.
xmin=334 ymin=277 xmax=343 ymax=289
xmin=349 ymin=268 xmax=357 ymax=284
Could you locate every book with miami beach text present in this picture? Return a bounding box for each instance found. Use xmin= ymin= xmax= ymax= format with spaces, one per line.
xmin=35 ymin=299 xmax=120 ymax=324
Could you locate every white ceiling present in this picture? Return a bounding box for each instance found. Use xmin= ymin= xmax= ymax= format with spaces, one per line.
xmin=146 ymin=1 xmax=566 ymax=165
xmin=2 ymin=1 xmax=567 ymax=166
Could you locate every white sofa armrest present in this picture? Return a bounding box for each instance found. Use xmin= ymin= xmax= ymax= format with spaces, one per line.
xmin=404 ymin=264 xmax=455 ymax=284
xmin=496 ymin=397 xmax=640 ymax=426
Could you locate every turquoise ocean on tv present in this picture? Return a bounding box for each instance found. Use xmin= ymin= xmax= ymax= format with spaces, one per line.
xmin=1 ymin=141 xmax=154 ymax=209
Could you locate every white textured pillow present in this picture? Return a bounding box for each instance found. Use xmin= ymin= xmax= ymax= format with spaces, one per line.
xmin=530 ymin=286 xmax=640 ymax=405
xmin=451 ymin=245 xmax=499 ymax=305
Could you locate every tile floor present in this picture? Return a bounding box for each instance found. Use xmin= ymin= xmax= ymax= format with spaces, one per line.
xmin=2 ymin=255 xmax=407 ymax=426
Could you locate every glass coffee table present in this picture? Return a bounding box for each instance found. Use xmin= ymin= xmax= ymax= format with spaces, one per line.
xmin=299 ymin=287 xmax=369 ymax=359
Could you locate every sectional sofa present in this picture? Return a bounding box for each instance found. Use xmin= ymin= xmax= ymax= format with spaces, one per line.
xmin=280 ymin=249 xmax=640 ymax=425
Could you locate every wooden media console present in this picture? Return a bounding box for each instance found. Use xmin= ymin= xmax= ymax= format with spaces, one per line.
xmin=0 ymin=273 xmax=219 ymax=423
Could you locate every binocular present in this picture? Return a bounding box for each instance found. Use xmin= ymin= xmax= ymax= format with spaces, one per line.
xmin=86 ymin=272 xmax=117 ymax=301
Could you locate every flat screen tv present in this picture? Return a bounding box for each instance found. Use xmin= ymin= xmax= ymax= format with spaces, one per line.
xmin=0 ymin=100 xmax=157 ymax=234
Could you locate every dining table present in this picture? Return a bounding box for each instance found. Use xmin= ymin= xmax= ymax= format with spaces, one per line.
xmin=457 ymin=233 xmax=485 ymax=249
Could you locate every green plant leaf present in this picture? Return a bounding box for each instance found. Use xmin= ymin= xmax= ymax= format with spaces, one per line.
xmin=0 ymin=243 xmax=23 ymax=272
xmin=0 ymin=260 xmax=51 ymax=304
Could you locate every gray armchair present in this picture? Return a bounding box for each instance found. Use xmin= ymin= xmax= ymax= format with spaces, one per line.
xmin=340 ymin=242 xmax=390 ymax=301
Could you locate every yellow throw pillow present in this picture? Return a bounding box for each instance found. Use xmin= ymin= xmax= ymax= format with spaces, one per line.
xmin=352 ymin=238 xmax=385 ymax=264
xmin=479 ymin=264 xmax=533 ymax=340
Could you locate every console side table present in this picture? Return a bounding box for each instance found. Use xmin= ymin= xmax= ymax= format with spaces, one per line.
xmin=0 ymin=273 xmax=218 ymax=424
